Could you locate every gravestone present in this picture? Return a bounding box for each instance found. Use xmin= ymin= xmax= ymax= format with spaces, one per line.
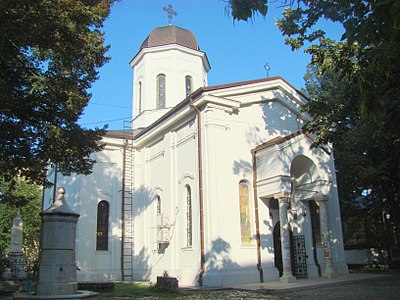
xmin=6 ymin=212 xmax=26 ymax=279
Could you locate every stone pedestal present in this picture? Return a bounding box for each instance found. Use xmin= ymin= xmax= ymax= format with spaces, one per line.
xmin=7 ymin=252 xmax=26 ymax=279
xmin=36 ymin=188 xmax=80 ymax=296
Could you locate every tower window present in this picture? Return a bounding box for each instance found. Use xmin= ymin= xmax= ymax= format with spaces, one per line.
xmin=96 ymin=201 xmax=109 ymax=251
xmin=157 ymin=74 xmax=166 ymax=109
xmin=138 ymin=81 xmax=142 ymax=113
xmin=185 ymin=75 xmax=193 ymax=97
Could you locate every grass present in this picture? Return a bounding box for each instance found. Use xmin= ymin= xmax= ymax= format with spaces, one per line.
xmin=97 ymin=282 xmax=198 ymax=299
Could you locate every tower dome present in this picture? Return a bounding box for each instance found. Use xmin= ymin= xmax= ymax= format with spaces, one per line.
xmin=131 ymin=25 xmax=209 ymax=130
xmin=139 ymin=25 xmax=199 ymax=51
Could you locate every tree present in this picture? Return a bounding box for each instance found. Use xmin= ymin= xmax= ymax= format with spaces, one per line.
xmin=303 ymin=65 xmax=398 ymax=255
xmin=0 ymin=0 xmax=117 ymax=193
xmin=0 ymin=178 xmax=42 ymax=273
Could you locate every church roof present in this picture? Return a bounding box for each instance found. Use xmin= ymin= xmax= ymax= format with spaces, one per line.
xmin=139 ymin=25 xmax=199 ymax=51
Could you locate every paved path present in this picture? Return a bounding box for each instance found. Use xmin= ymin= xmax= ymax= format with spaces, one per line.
xmin=180 ymin=272 xmax=400 ymax=299
xmin=3 ymin=272 xmax=400 ymax=299
xmin=227 ymin=272 xmax=390 ymax=292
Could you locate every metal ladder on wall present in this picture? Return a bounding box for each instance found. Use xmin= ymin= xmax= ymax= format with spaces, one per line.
xmin=122 ymin=120 xmax=134 ymax=281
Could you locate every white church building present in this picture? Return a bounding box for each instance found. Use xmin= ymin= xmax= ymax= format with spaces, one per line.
xmin=44 ymin=25 xmax=349 ymax=287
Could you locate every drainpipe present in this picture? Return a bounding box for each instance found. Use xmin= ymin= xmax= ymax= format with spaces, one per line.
xmin=190 ymin=98 xmax=205 ymax=286
xmin=251 ymin=149 xmax=264 ymax=282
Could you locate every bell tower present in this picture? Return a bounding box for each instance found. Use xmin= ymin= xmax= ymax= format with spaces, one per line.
xmin=129 ymin=25 xmax=210 ymax=129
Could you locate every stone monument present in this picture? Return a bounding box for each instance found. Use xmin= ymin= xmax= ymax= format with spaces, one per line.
xmin=6 ymin=211 xmax=27 ymax=279
xmin=14 ymin=187 xmax=96 ymax=299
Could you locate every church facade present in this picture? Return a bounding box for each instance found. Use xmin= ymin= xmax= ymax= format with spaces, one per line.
xmin=44 ymin=25 xmax=348 ymax=287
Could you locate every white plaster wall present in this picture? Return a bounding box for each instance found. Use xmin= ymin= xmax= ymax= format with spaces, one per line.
xmin=199 ymin=98 xmax=302 ymax=286
xmin=132 ymin=117 xmax=202 ymax=286
xmin=172 ymin=118 xmax=201 ymax=286
xmin=44 ymin=138 xmax=124 ymax=282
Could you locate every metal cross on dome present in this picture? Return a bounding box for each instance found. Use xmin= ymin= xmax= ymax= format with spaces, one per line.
xmin=163 ymin=4 xmax=177 ymax=25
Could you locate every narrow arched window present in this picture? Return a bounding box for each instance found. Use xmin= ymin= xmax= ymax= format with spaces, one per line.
xmin=138 ymin=81 xmax=142 ymax=113
xmin=157 ymin=74 xmax=166 ymax=109
xmin=156 ymin=195 xmax=161 ymax=215
xmin=96 ymin=201 xmax=109 ymax=251
xmin=185 ymin=185 xmax=192 ymax=246
xmin=239 ymin=180 xmax=251 ymax=244
xmin=185 ymin=75 xmax=193 ymax=97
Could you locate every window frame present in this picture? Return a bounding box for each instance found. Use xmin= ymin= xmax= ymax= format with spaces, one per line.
xmin=156 ymin=74 xmax=166 ymax=109
xmin=96 ymin=200 xmax=110 ymax=251
xmin=185 ymin=75 xmax=193 ymax=97
xmin=239 ymin=180 xmax=252 ymax=245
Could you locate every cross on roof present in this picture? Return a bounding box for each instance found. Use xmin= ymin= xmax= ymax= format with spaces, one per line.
xmin=163 ymin=4 xmax=177 ymax=25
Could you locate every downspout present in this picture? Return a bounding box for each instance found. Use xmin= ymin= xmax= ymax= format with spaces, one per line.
xmin=251 ymin=149 xmax=264 ymax=282
xmin=190 ymin=98 xmax=205 ymax=286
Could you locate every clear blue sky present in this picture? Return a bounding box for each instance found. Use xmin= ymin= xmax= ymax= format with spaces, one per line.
xmin=79 ymin=0 xmax=343 ymax=130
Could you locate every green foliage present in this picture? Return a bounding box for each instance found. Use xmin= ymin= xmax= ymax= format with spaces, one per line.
xmin=0 ymin=178 xmax=42 ymax=272
xmin=0 ymin=0 xmax=117 ymax=189
xmin=227 ymin=0 xmax=268 ymax=21
xmin=303 ymin=64 xmax=400 ymax=250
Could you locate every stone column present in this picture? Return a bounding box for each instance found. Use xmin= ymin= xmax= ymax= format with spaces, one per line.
xmin=314 ymin=192 xmax=335 ymax=278
xmin=276 ymin=193 xmax=296 ymax=283
xmin=36 ymin=187 xmax=80 ymax=296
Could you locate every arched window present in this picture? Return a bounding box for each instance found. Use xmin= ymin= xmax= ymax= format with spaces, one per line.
xmin=96 ymin=201 xmax=109 ymax=251
xmin=185 ymin=75 xmax=193 ymax=97
xmin=138 ymin=81 xmax=142 ymax=113
xmin=185 ymin=185 xmax=192 ymax=246
xmin=239 ymin=180 xmax=252 ymax=244
xmin=156 ymin=195 xmax=161 ymax=215
xmin=156 ymin=74 xmax=166 ymax=109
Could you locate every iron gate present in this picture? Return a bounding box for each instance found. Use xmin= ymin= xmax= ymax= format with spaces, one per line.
xmin=292 ymin=235 xmax=308 ymax=278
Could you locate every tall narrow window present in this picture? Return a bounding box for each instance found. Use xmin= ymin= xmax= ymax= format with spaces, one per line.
xmin=185 ymin=185 xmax=192 ymax=246
xmin=156 ymin=195 xmax=161 ymax=215
xmin=185 ymin=75 xmax=193 ymax=97
xmin=138 ymin=81 xmax=142 ymax=114
xmin=157 ymin=74 xmax=166 ymax=109
xmin=239 ymin=180 xmax=252 ymax=244
xmin=96 ymin=201 xmax=109 ymax=251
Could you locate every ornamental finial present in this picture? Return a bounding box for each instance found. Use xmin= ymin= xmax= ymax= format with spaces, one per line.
xmin=163 ymin=4 xmax=177 ymax=25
